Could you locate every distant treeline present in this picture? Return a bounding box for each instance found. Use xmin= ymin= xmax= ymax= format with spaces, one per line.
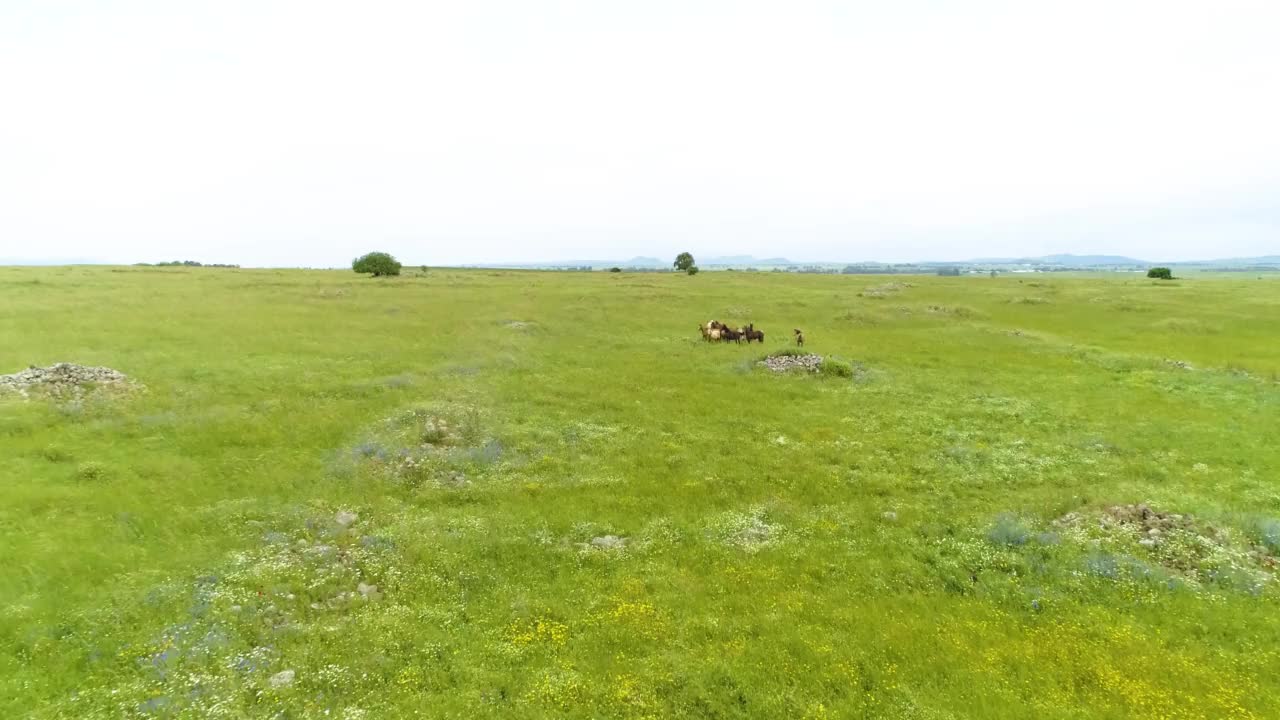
xmin=136 ymin=261 xmax=241 ymax=268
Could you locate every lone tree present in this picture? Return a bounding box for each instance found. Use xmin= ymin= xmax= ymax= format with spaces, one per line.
xmin=1147 ymin=267 xmax=1174 ymax=280
xmin=353 ymin=252 xmax=402 ymax=277
xmin=673 ymin=252 xmax=696 ymax=273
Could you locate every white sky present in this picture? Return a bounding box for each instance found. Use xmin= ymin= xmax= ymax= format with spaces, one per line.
xmin=1 ymin=0 xmax=1277 ymax=266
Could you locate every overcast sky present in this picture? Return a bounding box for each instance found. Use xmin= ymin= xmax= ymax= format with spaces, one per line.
xmin=2 ymin=0 xmax=1277 ymax=266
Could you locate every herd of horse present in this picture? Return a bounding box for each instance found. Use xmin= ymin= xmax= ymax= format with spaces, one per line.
xmin=699 ymin=320 xmax=762 ymax=343
xmin=699 ymin=321 xmax=805 ymax=346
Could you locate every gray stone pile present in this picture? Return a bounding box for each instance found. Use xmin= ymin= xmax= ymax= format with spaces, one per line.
xmin=759 ymin=354 xmax=824 ymax=373
xmin=0 ymin=363 xmax=136 ymax=399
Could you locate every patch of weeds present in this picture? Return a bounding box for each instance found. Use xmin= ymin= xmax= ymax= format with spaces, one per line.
xmin=1252 ymin=518 xmax=1280 ymax=555
xmin=1084 ymin=552 xmax=1163 ymax=582
xmin=352 ymin=441 xmax=391 ymax=462
xmin=42 ymin=444 xmax=72 ymax=462
xmin=1008 ymin=296 xmax=1050 ymax=305
xmin=925 ymin=304 xmax=985 ymax=319
xmin=76 ymin=461 xmax=107 ymax=481
xmin=858 ymin=282 xmax=912 ymax=299
xmin=818 ymin=357 xmax=854 ymax=379
xmin=837 ymin=309 xmax=883 ymax=325
xmin=462 ymin=438 xmax=504 ymax=467
xmin=708 ymin=507 xmax=784 ymax=553
xmin=1054 ymin=504 xmax=1277 ymax=591
xmin=986 ymin=514 xmax=1031 ymax=546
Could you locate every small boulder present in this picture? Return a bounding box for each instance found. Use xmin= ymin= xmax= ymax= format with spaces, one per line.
xmin=335 ymin=510 xmax=358 ymax=527
xmin=269 ymin=669 xmax=296 ymax=688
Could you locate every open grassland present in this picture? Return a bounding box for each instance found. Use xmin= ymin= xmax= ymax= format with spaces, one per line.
xmin=2 ymin=266 xmax=1279 ymax=719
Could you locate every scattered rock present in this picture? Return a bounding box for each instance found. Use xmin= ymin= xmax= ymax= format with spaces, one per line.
xmin=269 ymin=669 xmax=295 ymax=688
xmin=1165 ymin=359 xmax=1194 ymax=370
xmin=335 ymin=510 xmax=358 ymax=527
xmin=759 ymin=354 xmax=823 ymax=373
xmin=882 ymin=511 xmax=898 ymax=522
xmin=357 ymin=582 xmax=380 ymax=599
xmin=1100 ymin=503 xmax=1194 ymax=534
xmin=590 ymin=535 xmax=627 ymax=550
xmin=0 ymin=363 xmax=138 ymax=399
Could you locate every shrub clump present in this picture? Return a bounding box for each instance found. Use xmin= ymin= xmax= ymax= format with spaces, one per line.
xmin=986 ymin=514 xmax=1031 ymax=546
xmin=818 ymin=357 xmax=854 ymax=379
xmin=76 ymin=461 xmax=106 ymax=481
xmin=1147 ymin=267 xmax=1174 ymax=280
xmin=352 ymin=252 xmax=402 ymax=277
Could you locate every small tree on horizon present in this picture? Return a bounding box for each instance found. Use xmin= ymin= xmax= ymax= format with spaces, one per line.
xmin=353 ymin=252 xmax=402 ymax=277
xmin=1147 ymin=267 xmax=1174 ymax=280
xmin=673 ymin=252 xmax=695 ymax=273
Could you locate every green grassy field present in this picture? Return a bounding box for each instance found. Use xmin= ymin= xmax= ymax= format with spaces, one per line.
xmin=2 ymin=265 xmax=1279 ymax=719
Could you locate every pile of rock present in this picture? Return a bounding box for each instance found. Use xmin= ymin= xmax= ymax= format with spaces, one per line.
xmin=759 ymin=354 xmax=824 ymax=373
xmin=0 ymin=363 xmax=137 ymax=399
xmin=1100 ymin=503 xmax=1195 ymax=548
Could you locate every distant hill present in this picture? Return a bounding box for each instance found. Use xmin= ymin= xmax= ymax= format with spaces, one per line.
xmin=967 ymin=254 xmax=1148 ymax=266
xmin=703 ymin=255 xmax=793 ymax=266
xmin=1172 ymin=255 xmax=1280 ymax=267
xmin=622 ymin=256 xmax=665 ymax=267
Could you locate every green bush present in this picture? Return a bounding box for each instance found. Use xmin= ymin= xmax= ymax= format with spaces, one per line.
xmin=76 ymin=461 xmax=106 ymax=481
xmin=353 ymin=252 xmax=402 ymax=277
xmin=609 ymin=267 xmax=622 ymax=273
xmin=686 ymin=265 xmax=700 ymax=276
xmin=819 ymin=357 xmax=854 ymax=378
xmin=1147 ymin=267 xmax=1174 ymax=280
